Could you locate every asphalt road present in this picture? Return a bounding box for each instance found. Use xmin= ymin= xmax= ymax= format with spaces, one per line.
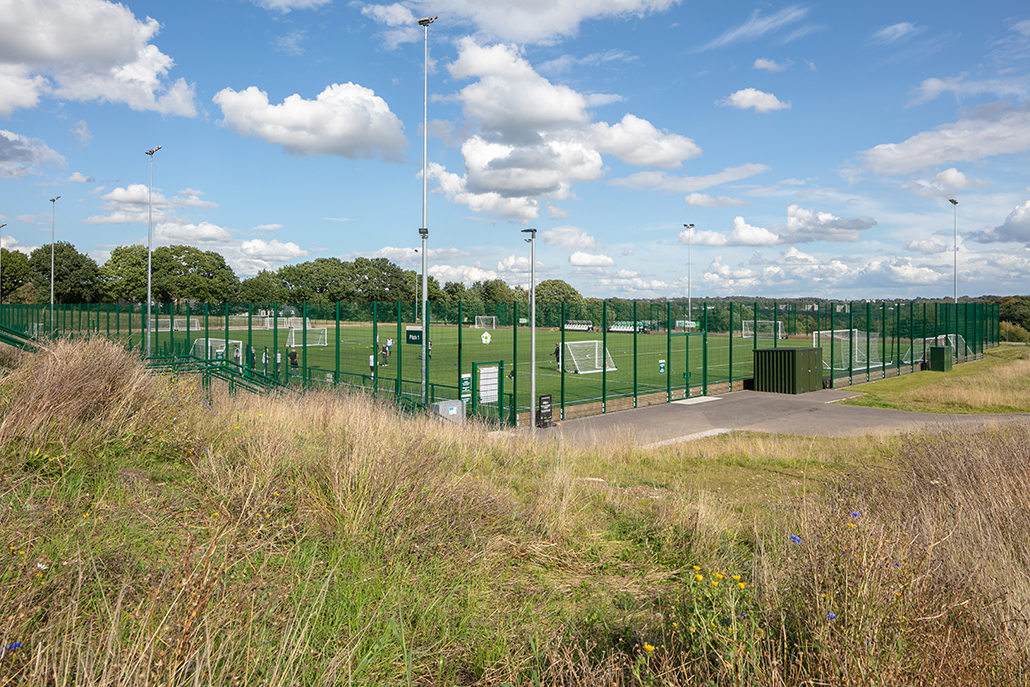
xmin=535 ymin=388 xmax=1030 ymax=447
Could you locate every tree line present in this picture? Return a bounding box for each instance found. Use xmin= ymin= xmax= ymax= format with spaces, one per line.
xmin=0 ymin=242 xmax=584 ymax=306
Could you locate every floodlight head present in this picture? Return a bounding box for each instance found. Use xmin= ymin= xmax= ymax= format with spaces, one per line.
xmin=949 ymin=198 xmax=958 ymax=206
xmin=146 ymin=145 xmax=162 ymax=156
xmin=0 ymin=223 xmax=6 ymax=230
xmin=418 ymin=227 xmax=428 ymax=237
xmin=521 ymin=228 xmax=536 ymax=236
xmin=50 ymin=196 xmax=60 ymax=203
xmin=684 ymin=223 xmax=694 ymax=229
xmin=417 ymin=15 xmax=437 ymax=26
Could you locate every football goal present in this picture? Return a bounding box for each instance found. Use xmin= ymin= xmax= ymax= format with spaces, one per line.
xmin=742 ymin=320 xmax=787 ymax=339
xmin=173 ymin=318 xmax=200 ymax=331
xmin=190 ymin=338 xmax=243 ymax=361
xmin=813 ymin=329 xmax=881 ymax=370
xmin=286 ymin=327 xmax=328 ymax=347
xmin=474 ymin=315 xmax=497 ymax=329
xmin=259 ymin=316 xmax=312 ymax=330
xmin=902 ymin=334 xmax=972 ymax=365
xmin=562 ymin=340 xmax=617 ymax=374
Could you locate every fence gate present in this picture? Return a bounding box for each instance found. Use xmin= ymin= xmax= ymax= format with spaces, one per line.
xmin=471 ymin=360 xmax=507 ymax=425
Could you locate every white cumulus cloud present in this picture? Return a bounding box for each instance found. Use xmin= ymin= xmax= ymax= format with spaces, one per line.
xmin=432 ymin=38 xmax=700 ymax=219
xmin=718 ymin=88 xmax=790 ymax=113
xmin=0 ymin=129 xmax=64 ymax=178
xmin=213 ymin=83 xmax=407 ymax=160
xmin=0 ymin=0 xmax=196 ymax=116
xmin=361 ymin=0 xmax=681 ymax=46
xmin=541 ymin=226 xmax=598 ymax=250
xmin=684 ymin=193 xmax=751 ymax=208
xmin=569 ymin=251 xmax=615 ymax=266
xmin=752 ymin=57 xmax=792 ymax=72
xmin=861 ymin=102 xmax=1030 ymax=176
xmin=969 ymin=201 xmax=1030 ymax=246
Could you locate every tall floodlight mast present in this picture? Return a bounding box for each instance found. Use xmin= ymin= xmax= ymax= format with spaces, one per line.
xmin=145 ymin=146 xmax=162 ymax=357
xmin=522 ymin=228 xmax=537 ymax=436
xmin=417 ymin=15 xmax=437 ymax=406
xmin=49 ymin=196 xmax=60 ymax=335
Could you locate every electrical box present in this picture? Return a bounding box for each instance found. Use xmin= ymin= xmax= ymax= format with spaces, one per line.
xmin=928 ymin=346 xmax=952 ymax=372
xmin=753 ymin=347 xmax=823 ymax=394
xmin=430 ymin=399 xmax=466 ymax=424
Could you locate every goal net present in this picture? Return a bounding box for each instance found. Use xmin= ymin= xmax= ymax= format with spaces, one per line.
xmin=742 ymin=320 xmax=787 ymax=339
xmin=259 ymin=316 xmax=311 ymax=330
xmin=474 ymin=315 xmax=497 ymax=329
xmin=562 ymin=340 xmax=617 ymax=374
xmin=286 ymin=327 xmax=328 ymax=347
xmin=902 ymin=334 xmax=972 ymax=364
xmin=173 ymin=318 xmax=199 ymax=331
xmin=190 ymin=338 xmax=243 ymax=361
xmin=813 ymin=329 xmax=881 ymax=370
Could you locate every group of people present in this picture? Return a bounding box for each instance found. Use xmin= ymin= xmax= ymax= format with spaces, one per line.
xmin=368 ymin=337 xmax=432 ymax=375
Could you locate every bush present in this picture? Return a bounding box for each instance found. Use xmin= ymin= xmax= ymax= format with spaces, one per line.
xmin=1000 ymin=320 xmax=1030 ymax=343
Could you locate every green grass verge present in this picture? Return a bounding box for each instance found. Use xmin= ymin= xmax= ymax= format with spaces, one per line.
xmin=842 ymin=345 xmax=1030 ymax=414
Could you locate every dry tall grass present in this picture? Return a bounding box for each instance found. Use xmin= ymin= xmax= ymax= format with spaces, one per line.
xmin=1 ymin=337 xmax=1029 ymax=685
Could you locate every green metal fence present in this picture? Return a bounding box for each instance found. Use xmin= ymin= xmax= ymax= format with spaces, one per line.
xmin=0 ymin=299 xmax=999 ymax=426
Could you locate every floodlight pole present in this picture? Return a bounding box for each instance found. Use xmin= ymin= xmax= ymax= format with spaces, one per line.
xmin=49 ymin=196 xmax=60 ymax=335
xmin=684 ymin=223 xmax=694 ymax=328
xmin=0 ymin=223 xmax=6 ymax=306
xmin=948 ymin=199 xmax=958 ymax=305
xmin=522 ymin=228 xmax=537 ymax=436
xmin=145 ymin=145 xmax=161 ymax=358
xmin=417 ymin=15 xmax=436 ymax=406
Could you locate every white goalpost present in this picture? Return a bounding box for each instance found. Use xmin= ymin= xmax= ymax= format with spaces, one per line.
xmin=286 ymin=327 xmax=328 ymax=347
xmin=190 ymin=338 xmax=243 ymax=361
xmin=742 ymin=320 xmax=787 ymax=339
xmin=562 ymin=340 xmax=617 ymax=374
xmin=474 ymin=315 xmax=497 ymax=329
xmin=173 ymin=318 xmax=200 ymax=331
xmin=902 ymin=334 xmax=972 ymax=364
xmin=261 ymin=316 xmax=312 ymax=330
xmin=813 ymin=329 xmax=881 ymax=370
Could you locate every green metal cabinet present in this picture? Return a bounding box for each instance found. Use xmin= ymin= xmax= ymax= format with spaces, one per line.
xmin=753 ymin=347 xmax=824 ymax=394
xmin=929 ymin=345 xmax=952 ymax=372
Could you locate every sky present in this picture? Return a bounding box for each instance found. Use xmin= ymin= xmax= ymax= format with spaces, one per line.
xmin=1 ymin=0 xmax=1029 ymax=301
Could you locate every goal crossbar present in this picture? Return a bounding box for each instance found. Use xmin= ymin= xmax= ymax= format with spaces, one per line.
xmin=742 ymin=320 xmax=786 ymax=339
xmin=562 ymin=340 xmax=617 ymax=374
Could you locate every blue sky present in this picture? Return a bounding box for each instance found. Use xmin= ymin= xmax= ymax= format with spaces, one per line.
xmin=1 ymin=0 xmax=1029 ymax=300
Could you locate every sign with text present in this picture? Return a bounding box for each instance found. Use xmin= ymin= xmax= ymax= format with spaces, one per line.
xmin=479 ymin=366 xmax=499 ymax=403
xmin=405 ymin=327 xmax=422 ymax=345
xmin=460 ymin=373 xmax=472 ymax=402
xmin=537 ymin=394 xmax=552 ymax=427
xmin=658 ymin=359 xmax=666 ymax=375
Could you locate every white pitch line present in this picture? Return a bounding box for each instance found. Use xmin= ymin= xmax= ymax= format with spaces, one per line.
xmin=643 ymin=428 xmax=732 ymax=448
xmin=672 ymin=396 xmax=723 ymax=405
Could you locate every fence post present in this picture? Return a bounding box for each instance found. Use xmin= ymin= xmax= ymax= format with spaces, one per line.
xmin=602 ymin=299 xmax=607 ymax=412
xmin=457 ymin=300 xmax=463 ymax=388
xmin=728 ymin=302 xmax=734 ymax=392
xmin=829 ymin=303 xmax=835 ymax=388
xmin=372 ymin=302 xmax=378 ymax=395
xmin=560 ymin=301 xmax=566 ymax=420
xmin=633 ymin=301 xmax=638 ymax=408
xmin=512 ymin=299 xmax=518 ymax=425
xmin=702 ymin=302 xmax=708 ymax=396
xmin=335 ymin=301 xmax=340 ymax=386
xmin=666 ymin=301 xmax=672 ymax=403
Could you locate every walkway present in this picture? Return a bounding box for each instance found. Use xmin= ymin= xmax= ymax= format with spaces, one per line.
xmin=535 ymin=388 xmax=1030 ymax=447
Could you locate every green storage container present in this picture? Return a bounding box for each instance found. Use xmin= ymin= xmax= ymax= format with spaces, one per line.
xmin=928 ymin=345 xmax=952 ymax=372
xmin=753 ymin=347 xmax=824 ymax=394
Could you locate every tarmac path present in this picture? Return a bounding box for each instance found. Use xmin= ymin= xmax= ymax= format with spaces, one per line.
xmin=535 ymin=388 xmax=1030 ymax=447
